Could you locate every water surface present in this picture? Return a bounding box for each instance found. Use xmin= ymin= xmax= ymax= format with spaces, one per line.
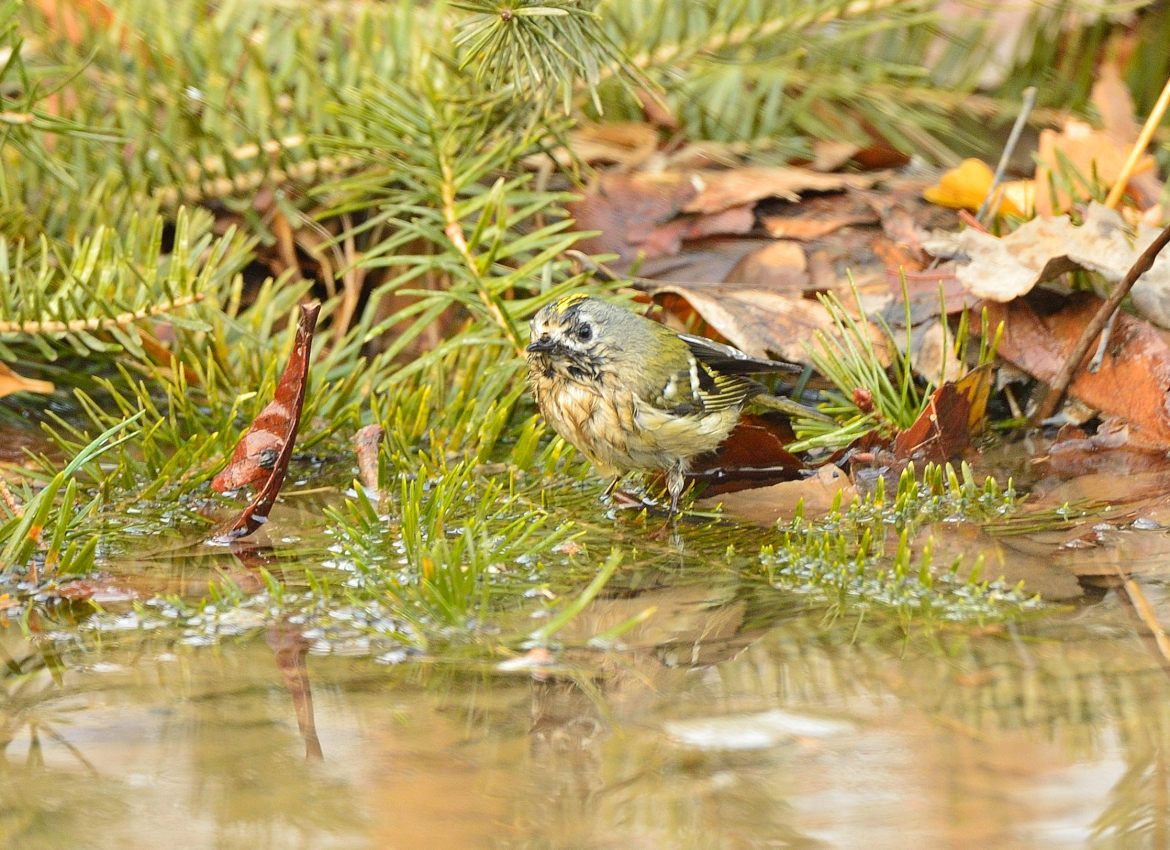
xmin=3 ymin=571 xmax=1167 ymax=849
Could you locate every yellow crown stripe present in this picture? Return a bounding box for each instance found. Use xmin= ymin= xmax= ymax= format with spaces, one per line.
xmin=552 ymin=293 xmax=590 ymax=315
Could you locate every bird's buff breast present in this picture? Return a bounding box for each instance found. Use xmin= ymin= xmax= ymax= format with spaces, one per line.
xmin=530 ymin=371 xmax=738 ymax=476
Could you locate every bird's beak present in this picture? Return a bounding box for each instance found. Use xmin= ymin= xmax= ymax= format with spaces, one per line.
xmin=526 ymin=336 xmax=556 ymax=354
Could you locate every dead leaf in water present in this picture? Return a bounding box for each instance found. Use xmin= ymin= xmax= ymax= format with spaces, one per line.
xmin=698 ymin=463 xmax=855 ymax=525
xmin=1041 ymin=422 xmax=1170 ymax=479
xmin=354 ymin=424 xmax=385 ymax=494
xmin=209 ymin=302 xmax=320 ymax=542
xmin=892 ymin=367 xmax=991 ymax=463
xmin=687 ymin=413 xmax=806 ymax=497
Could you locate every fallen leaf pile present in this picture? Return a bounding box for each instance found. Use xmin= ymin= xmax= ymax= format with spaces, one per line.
xmin=924 ymin=203 xmax=1170 ymax=316
xmin=552 ymin=57 xmax=1170 ymax=546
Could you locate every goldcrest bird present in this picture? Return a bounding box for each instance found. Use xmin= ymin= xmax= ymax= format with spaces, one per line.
xmin=526 ymin=293 xmax=829 ymax=513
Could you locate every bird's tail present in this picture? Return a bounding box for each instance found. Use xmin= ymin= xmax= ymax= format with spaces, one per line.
xmin=753 ymin=391 xmax=834 ymax=423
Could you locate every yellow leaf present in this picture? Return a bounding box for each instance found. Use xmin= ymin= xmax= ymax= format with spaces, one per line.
xmin=924 ymin=158 xmax=995 ymax=210
xmin=924 ymin=158 xmax=1030 ymax=218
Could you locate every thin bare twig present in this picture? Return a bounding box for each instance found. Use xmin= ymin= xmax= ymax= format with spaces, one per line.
xmin=1030 ymin=221 xmax=1170 ymax=424
xmin=1114 ymin=563 xmax=1170 ymax=676
xmin=976 ymin=86 xmax=1037 ymax=225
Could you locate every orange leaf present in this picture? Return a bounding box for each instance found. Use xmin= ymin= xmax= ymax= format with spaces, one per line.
xmin=985 ymin=294 xmax=1170 ymax=447
xmin=0 ymin=363 xmax=54 ymax=398
xmin=892 ymin=368 xmax=991 ymax=463
xmin=1034 ymin=119 xmax=1153 ymax=217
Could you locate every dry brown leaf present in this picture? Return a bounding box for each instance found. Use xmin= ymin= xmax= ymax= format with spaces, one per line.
xmin=698 ymin=463 xmax=854 ymax=525
xmin=925 ymin=218 xmax=1077 ymax=302
xmin=568 ymin=173 xmax=697 ymax=262
xmin=760 ymin=212 xmax=877 ymax=241
xmin=759 ymin=190 xmax=881 ymax=246
xmin=679 ymin=204 xmax=755 ymax=241
xmin=724 ymin=241 xmax=809 ymax=293
xmin=648 ymin=283 xmax=834 ymax=362
xmin=570 ymin=167 xmax=886 ymax=263
xmin=0 ymin=364 xmax=54 ymax=398
xmin=985 ymin=294 xmax=1170 ymax=446
xmin=924 ymin=203 xmax=1170 ymax=311
xmin=684 ymin=167 xmax=883 ymax=216
xmin=635 ymin=244 xmax=758 ymax=287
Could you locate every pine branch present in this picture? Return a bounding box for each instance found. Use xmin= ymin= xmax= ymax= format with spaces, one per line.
xmin=0 ymin=208 xmax=251 ymax=364
xmin=598 ymin=0 xmax=1160 ymax=157
xmin=0 ymin=293 xmax=205 ymax=334
xmin=624 ymin=0 xmax=919 ymax=71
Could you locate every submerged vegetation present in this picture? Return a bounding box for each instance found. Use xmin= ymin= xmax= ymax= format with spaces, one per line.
xmin=762 ymin=462 xmax=1033 ymax=619
xmin=65 ymin=451 xmax=1036 ymax=658
xmin=1 ymin=0 xmax=1164 ymax=651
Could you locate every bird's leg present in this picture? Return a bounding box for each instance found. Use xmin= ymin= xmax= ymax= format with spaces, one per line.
xmin=666 ymin=464 xmax=685 ymax=516
xmin=604 ymin=474 xmax=654 ymax=510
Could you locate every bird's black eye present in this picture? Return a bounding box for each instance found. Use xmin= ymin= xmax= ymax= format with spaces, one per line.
xmin=576 ymin=324 xmax=593 ymax=342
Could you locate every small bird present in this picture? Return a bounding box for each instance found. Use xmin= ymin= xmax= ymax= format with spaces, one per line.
xmin=526 ymin=293 xmax=828 ymax=512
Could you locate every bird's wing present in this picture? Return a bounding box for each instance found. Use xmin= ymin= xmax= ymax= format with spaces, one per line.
xmin=648 ymin=351 xmax=763 ymax=415
xmin=678 ymin=333 xmax=803 ymax=376
xmin=693 ymin=361 xmax=763 ymax=412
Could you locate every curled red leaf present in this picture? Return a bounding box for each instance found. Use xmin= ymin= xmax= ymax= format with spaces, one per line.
xmin=209 ymin=302 xmax=320 ymax=542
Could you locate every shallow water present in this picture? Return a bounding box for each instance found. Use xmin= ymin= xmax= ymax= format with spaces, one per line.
xmin=3 ymin=570 xmax=1169 ymax=849
xmin=4 ymin=432 xmax=1170 ymax=848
